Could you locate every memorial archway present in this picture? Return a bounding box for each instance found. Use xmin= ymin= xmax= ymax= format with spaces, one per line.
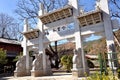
xmin=14 ymin=0 xmax=119 ymax=77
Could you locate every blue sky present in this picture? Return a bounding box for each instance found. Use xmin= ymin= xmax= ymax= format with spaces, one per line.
xmin=0 ymin=0 xmax=95 ymax=17
xmin=0 ymin=0 xmax=17 ymax=17
xmin=79 ymin=0 xmax=95 ymax=11
xmin=0 ymin=0 xmax=95 ymax=18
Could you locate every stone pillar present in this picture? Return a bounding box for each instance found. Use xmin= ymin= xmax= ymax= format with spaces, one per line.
xmin=99 ymin=0 xmax=118 ymax=69
xmin=23 ymin=19 xmax=28 ymax=56
xmin=31 ymin=3 xmax=52 ymax=76
xmin=38 ymin=3 xmax=47 ymax=76
xmin=23 ymin=19 xmax=31 ymax=75
xmin=14 ymin=19 xmax=30 ymax=77
xmin=68 ymin=0 xmax=89 ymax=77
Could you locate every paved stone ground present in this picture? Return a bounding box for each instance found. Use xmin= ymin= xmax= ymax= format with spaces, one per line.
xmin=0 ymin=69 xmax=100 ymax=80
xmin=0 ymin=73 xmax=87 ymax=80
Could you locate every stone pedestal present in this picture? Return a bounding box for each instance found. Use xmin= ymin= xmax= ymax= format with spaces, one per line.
xmin=45 ymin=55 xmax=53 ymax=76
xmin=45 ymin=70 xmax=53 ymax=76
xmin=31 ymin=54 xmax=43 ymax=77
xmin=14 ymin=70 xmax=27 ymax=77
xmin=31 ymin=69 xmax=52 ymax=77
xmin=72 ymin=49 xmax=89 ymax=77
xmin=14 ymin=56 xmax=32 ymax=77
xmin=31 ymin=70 xmax=44 ymax=77
xmin=14 ymin=56 xmax=30 ymax=77
xmin=31 ymin=54 xmax=52 ymax=77
xmin=72 ymin=68 xmax=89 ymax=77
xmin=26 ymin=69 xmax=31 ymax=76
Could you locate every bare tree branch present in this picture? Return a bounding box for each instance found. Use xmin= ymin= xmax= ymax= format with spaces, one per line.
xmin=110 ymin=0 xmax=120 ymax=18
xmin=0 ymin=13 xmax=22 ymax=41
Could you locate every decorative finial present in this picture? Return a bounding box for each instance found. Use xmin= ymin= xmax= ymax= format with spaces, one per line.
xmin=79 ymin=6 xmax=84 ymax=15
xmin=38 ymin=3 xmax=44 ymax=15
xmin=39 ymin=3 xmax=44 ymax=10
xmin=68 ymin=0 xmax=72 ymax=5
xmin=23 ymin=18 xmax=29 ymax=32
xmin=95 ymin=0 xmax=100 ymax=10
xmin=24 ymin=18 xmax=28 ymax=24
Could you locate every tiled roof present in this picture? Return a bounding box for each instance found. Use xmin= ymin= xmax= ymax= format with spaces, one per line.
xmin=39 ymin=5 xmax=73 ymax=24
xmin=0 ymin=38 xmax=21 ymax=45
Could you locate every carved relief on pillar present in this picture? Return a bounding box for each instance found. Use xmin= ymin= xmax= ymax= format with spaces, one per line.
xmin=72 ymin=49 xmax=81 ymax=70
xmin=31 ymin=53 xmax=44 ymax=77
xmin=14 ymin=56 xmax=26 ymax=77
xmin=107 ymin=44 xmax=115 ymax=52
xmin=46 ymin=55 xmax=53 ymax=75
xmin=72 ymin=49 xmax=89 ymax=77
xmin=107 ymin=44 xmax=118 ymax=67
xmin=31 ymin=53 xmax=43 ymax=71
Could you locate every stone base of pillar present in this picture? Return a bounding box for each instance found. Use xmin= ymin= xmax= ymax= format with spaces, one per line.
xmin=26 ymin=69 xmax=31 ymax=76
xmin=31 ymin=69 xmax=52 ymax=77
xmin=14 ymin=71 xmax=27 ymax=77
xmin=44 ymin=69 xmax=53 ymax=76
xmin=14 ymin=69 xmax=31 ymax=77
xmin=31 ymin=70 xmax=44 ymax=77
xmin=14 ymin=56 xmax=32 ymax=77
xmin=72 ymin=68 xmax=89 ymax=77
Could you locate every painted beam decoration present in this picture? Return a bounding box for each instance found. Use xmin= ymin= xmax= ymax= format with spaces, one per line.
xmin=78 ymin=10 xmax=102 ymax=27
xmin=39 ymin=5 xmax=73 ymax=24
xmin=23 ymin=29 xmax=39 ymax=39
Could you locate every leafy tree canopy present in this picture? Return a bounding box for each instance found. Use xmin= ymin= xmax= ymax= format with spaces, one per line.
xmin=0 ymin=48 xmax=7 ymax=64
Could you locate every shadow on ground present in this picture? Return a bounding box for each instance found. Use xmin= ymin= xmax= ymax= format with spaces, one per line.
xmin=0 ymin=73 xmax=13 ymax=80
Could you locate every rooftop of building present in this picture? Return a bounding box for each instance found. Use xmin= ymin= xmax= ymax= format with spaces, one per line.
xmin=0 ymin=37 xmax=21 ymax=45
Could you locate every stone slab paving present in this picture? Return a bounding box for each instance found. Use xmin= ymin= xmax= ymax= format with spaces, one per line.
xmin=0 ymin=73 xmax=86 ymax=80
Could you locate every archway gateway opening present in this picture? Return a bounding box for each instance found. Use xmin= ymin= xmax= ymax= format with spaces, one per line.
xmin=14 ymin=0 xmax=119 ymax=77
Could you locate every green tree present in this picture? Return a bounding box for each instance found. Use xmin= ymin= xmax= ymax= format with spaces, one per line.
xmin=61 ymin=55 xmax=73 ymax=72
xmin=0 ymin=48 xmax=7 ymax=64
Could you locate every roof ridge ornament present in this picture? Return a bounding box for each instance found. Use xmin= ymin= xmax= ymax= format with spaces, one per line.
xmin=39 ymin=3 xmax=44 ymax=15
xmin=79 ymin=6 xmax=84 ymax=15
xmin=39 ymin=3 xmax=44 ymax=11
xmin=95 ymin=0 xmax=100 ymax=10
xmin=68 ymin=0 xmax=72 ymax=6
